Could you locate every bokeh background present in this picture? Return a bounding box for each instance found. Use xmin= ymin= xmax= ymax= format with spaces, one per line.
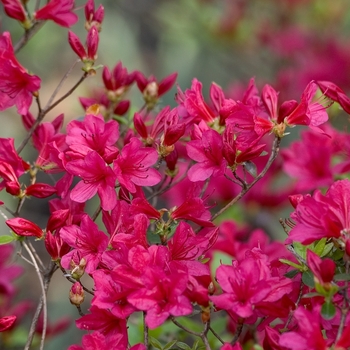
xmin=1 ymin=0 xmax=350 ymax=348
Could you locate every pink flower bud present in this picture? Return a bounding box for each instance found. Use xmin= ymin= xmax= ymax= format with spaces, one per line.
xmin=46 ymin=209 xmax=70 ymax=232
xmin=70 ymin=258 xmax=87 ymax=280
xmin=45 ymin=231 xmax=71 ymax=261
xmin=25 ymin=183 xmax=57 ymax=198
xmin=0 ymin=315 xmax=16 ymax=332
xmin=87 ymin=26 xmax=99 ymax=60
xmin=6 ymin=217 xmax=43 ymax=238
xmin=69 ymin=282 xmax=84 ymax=306
xmin=68 ymin=31 xmax=86 ymax=60
xmin=1 ymin=0 xmax=26 ymax=22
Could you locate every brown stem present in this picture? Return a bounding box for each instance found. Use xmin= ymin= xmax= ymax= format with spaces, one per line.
xmin=143 ymin=312 xmax=149 ymax=347
xmin=336 ymin=261 xmax=350 ymax=343
xmin=209 ymin=326 xmax=224 ymax=344
xmin=24 ymin=261 xmax=56 ymax=350
xmin=16 ymin=72 xmax=88 ymax=155
xmin=14 ymin=21 xmax=46 ymax=54
xmin=231 ymin=319 xmax=244 ymax=345
xmin=211 ymin=136 xmax=281 ymax=222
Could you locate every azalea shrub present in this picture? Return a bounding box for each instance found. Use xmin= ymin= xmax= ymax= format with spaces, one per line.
xmin=2 ymin=1 xmax=350 ymax=350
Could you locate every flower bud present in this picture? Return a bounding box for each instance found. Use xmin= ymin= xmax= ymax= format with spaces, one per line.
xmin=69 ymin=282 xmax=84 ymax=306
xmin=70 ymin=258 xmax=87 ymax=280
xmin=6 ymin=217 xmax=43 ymax=238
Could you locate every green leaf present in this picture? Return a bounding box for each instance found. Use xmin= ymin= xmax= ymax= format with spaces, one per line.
xmin=293 ymin=241 xmax=307 ymax=260
xmin=321 ymin=301 xmax=336 ymax=320
xmin=0 ymin=235 xmax=15 ymax=245
xmin=302 ymin=270 xmax=315 ymax=287
xmin=284 ymin=269 xmax=299 ymax=279
xmin=176 ymin=342 xmax=192 ymax=350
xmin=244 ymin=161 xmax=257 ymax=178
xmin=149 ymin=337 xmax=163 ymax=350
xmin=334 ymin=273 xmax=350 ymax=282
xmin=320 ymin=242 xmax=333 ymax=257
xmin=302 ymin=292 xmax=321 ymax=298
xmin=279 ymin=259 xmax=303 ymax=270
xmin=313 ymin=238 xmax=326 ymax=256
xmin=163 ymin=340 xmax=178 ymax=350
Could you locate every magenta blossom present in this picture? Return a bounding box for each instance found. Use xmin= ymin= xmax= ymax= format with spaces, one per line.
xmin=113 ymin=137 xmax=161 ymax=193
xmin=0 ymin=32 xmax=41 ymax=114
xmin=286 ymin=179 xmax=350 ymax=244
xmin=34 ymin=0 xmax=78 ymax=27
xmin=66 ymin=151 xmax=117 ymax=211
xmin=186 ymin=128 xmax=226 ymax=181
xmin=60 ymin=215 xmax=108 ymax=273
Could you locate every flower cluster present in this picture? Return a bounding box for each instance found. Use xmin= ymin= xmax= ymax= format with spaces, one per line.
xmin=1 ymin=0 xmax=350 ymax=349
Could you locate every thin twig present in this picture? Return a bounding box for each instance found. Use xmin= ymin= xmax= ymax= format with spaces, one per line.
xmin=27 ymin=240 xmax=45 ymax=270
xmin=43 ymin=59 xmax=80 ymax=110
xmin=24 ymin=262 xmax=56 ymax=350
xmin=209 ymin=326 xmax=224 ymax=344
xmin=231 ymin=320 xmax=244 ymax=345
xmin=91 ymin=206 xmax=102 ymax=222
xmin=14 ymin=21 xmax=46 ymax=53
xmin=336 ymin=261 xmax=350 ymax=343
xmin=143 ymin=312 xmax=149 ymax=348
xmin=17 ymin=72 xmax=88 ymax=155
xmin=43 ymin=72 xmax=88 ymax=115
xmin=171 ymin=317 xmax=201 ymax=336
xmin=211 ymin=136 xmax=281 ymax=222
xmin=59 ymin=265 xmax=94 ymax=296
xmin=23 ymin=241 xmax=47 ymax=350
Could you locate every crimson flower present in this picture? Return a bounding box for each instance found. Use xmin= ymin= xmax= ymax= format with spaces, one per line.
xmin=60 ymin=215 xmax=108 ymax=273
xmin=66 ymin=151 xmax=117 ymax=211
xmin=210 ymin=255 xmax=273 ymax=319
xmin=34 ymin=0 xmax=78 ymax=27
xmin=186 ymin=128 xmax=226 ymax=181
xmin=75 ymin=306 xmax=128 ymax=345
xmin=0 ymin=32 xmax=41 ymax=114
xmin=279 ymin=307 xmax=350 ymax=350
xmin=284 ymin=81 xmax=329 ymax=128
xmin=286 ymin=179 xmax=350 ymax=244
xmin=113 ymin=137 xmax=161 ymax=193
xmin=127 ymin=270 xmax=192 ymax=329
xmin=317 ymin=80 xmax=350 ymax=114
xmin=176 ymin=78 xmax=216 ymax=123
xmin=66 ymin=113 xmax=119 ymax=163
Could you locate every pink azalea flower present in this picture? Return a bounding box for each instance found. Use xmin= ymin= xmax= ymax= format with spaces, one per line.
xmin=127 ymin=269 xmax=192 ymax=329
xmin=60 ymin=215 xmax=108 ymax=273
xmin=317 ymin=80 xmax=350 ymax=114
xmin=34 ymin=0 xmax=78 ymax=27
xmin=278 ymin=307 xmax=350 ymax=350
xmin=0 ymin=32 xmax=41 ymax=114
xmin=66 ymin=114 xmax=119 ymax=163
xmin=210 ymin=254 xmax=274 ymax=319
xmin=6 ymin=217 xmax=43 ymax=238
xmin=284 ymin=81 xmax=329 ymax=128
xmin=282 ymin=127 xmax=335 ymax=191
xmin=286 ymin=179 xmax=350 ymax=244
xmin=113 ymin=137 xmax=161 ymax=193
xmin=167 ymin=222 xmax=217 ymax=276
xmin=186 ymin=128 xmax=226 ymax=181
xmin=176 ymin=78 xmax=216 ymax=123
xmin=66 ymin=151 xmax=117 ymax=211
xmin=75 ymin=306 xmax=128 ymax=345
